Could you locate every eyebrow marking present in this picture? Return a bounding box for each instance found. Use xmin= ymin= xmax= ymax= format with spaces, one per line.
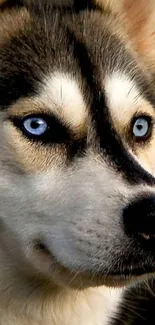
xmin=105 ymin=72 xmax=154 ymax=126
xmin=40 ymin=72 xmax=87 ymax=131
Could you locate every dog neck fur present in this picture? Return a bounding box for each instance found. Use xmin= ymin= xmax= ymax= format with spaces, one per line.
xmin=0 ymin=250 xmax=122 ymax=325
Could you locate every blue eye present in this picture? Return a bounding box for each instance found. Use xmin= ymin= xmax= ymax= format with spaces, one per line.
xmin=22 ymin=116 xmax=48 ymax=136
xmin=12 ymin=114 xmax=70 ymax=144
xmin=132 ymin=117 xmax=152 ymax=140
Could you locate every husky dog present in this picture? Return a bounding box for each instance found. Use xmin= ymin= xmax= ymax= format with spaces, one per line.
xmin=1 ymin=0 xmax=155 ymax=324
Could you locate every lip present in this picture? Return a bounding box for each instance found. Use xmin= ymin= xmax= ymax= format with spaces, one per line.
xmin=106 ymin=258 xmax=155 ymax=281
xmin=109 ymin=267 xmax=155 ymax=278
xmin=31 ymin=238 xmax=155 ymax=288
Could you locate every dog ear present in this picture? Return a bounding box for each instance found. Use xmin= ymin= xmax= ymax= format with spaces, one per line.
xmin=96 ymin=0 xmax=155 ymax=74
xmin=121 ymin=0 xmax=155 ymax=74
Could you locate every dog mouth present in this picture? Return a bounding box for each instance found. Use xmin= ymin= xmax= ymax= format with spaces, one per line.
xmin=30 ymin=237 xmax=155 ymax=288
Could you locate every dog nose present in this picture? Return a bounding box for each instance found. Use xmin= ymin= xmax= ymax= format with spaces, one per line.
xmin=123 ymin=195 xmax=155 ymax=240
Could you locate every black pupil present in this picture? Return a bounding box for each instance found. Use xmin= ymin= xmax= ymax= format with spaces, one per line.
xmin=137 ymin=123 xmax=143 ymax=131
xmin=31 ymin=120 xmax=40 ymax=129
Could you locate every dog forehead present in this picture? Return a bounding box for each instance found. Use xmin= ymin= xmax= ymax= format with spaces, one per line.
xmin=0 ymin=5 xmax=142 ymax=116
xmin=39 ymin=72 xmax=87 ymax=129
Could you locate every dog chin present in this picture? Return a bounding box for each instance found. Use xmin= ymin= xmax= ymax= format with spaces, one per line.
xmin=25 ymin=238 xmax=155 ymax=290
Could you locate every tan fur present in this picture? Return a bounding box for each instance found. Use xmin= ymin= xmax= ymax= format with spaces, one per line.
xmin=104 ymin=72 xmax=155 ymax=177
xmin=121 ymin=0 xmax=155 ymax=73
xmin=5 ymin=88 xmax=87 ymax=172
xmin=0 ymin=7 xmax=30 ymax=44
xmin=97 ymin=0 xmax=155 ymax=176
xmin=134 ymin=137 xmax=155 ymax=177
xmin=0 ymin=268 xmax=122 ymax=325
xmin=97 ymin=0 xmax=155 ymax=74
xmin=4 ymin=125 xmax=67 ymax=172
xmin=5 ymin=98 xmax=67 ymax=172
xmin=95 ymin=0 xmax=122 ymax=14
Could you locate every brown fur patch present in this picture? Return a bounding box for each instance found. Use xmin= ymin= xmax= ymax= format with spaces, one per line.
xmin=5 ymin=92 xmax=87 ymax=172
xmin=0 ymin=7 xmax=30 ymax=44
xmin=7 ymin=128 xmax=67 ymax=172
xmin=5 ymin=99 xmax=67 ymax=172
xmin=95 ymin=0 xmax=122 ymax=14
xmin=134 ymin=133 xmax=155 ymax=176
xmin=4 ymin=121 xmax=67 ymax=173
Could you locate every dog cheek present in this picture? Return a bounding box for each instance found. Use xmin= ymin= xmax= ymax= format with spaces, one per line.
xmin=134 ymin=143 xmax=155 ymax=177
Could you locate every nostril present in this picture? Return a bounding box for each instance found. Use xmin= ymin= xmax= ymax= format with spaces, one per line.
xmin=123 ymin=195 xmax=155 ymax=239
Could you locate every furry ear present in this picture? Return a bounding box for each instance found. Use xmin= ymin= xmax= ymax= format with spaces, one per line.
xmin=96 ymin=0 xmax=155 ymax=74
xmin=121 ymin=0 xmax=155 ymax=73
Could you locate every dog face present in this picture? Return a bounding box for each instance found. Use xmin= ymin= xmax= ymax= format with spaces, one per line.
xmin=1 ymin=0 xmax=155 ymax=289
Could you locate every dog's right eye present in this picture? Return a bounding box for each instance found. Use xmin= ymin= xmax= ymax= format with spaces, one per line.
xmin=11 ymin=114 xmax=70 ymax=144
xmin=22 ymin=116 xmax=48 ymax=136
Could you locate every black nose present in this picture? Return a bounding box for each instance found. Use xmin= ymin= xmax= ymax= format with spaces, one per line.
xmin=123 ymin=195 xmax=155 ymax=240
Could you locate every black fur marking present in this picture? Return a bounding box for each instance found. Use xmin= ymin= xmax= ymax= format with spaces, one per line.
xmin=0 ymin=7 xmax=155 ymax=185
xmin=0 ymin=70 xmax=35 ymax=108
xmin=0 ymin=0 xmax=23 ymax=11
xmin=11 ymin=113 xmax=86 ymax=159
xmin=113 ymin=279 xmax=155 ymax=325
xmin=66 ymin=28 xmax=155 ymax=185
xmin=96 ymin=101 xmax=155 ymax=185
xmin=73 ymin=0 xmax=97 ymax=12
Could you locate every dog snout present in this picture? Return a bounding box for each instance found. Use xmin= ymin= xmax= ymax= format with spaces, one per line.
xmin=123 ymin=195 xmax=155 ymax=241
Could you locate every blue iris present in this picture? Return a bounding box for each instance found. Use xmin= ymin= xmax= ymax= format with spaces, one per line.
xmin=133 ymin=117 xmax=149 ymax=138
xmin=23 ymin=117 xmax=48 ymax=136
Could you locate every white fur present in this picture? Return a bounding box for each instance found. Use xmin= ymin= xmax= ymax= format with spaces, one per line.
xmin=105 ymin=72 xmax=154 ymax=126
xmin=0 ymin=279 xmax=122 ymax=325
xmin=40 ymin=73 xmax=87 ymax=129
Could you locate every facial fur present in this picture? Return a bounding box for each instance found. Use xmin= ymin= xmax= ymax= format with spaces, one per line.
xmin=1 ymin=1 xmax=155 ymax=324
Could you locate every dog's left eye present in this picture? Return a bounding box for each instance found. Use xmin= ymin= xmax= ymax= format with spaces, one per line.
xmin=22 ymin=116 xmax=48 ymax=136
xmin=132 ymin=117 xmax=152 ymax=140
